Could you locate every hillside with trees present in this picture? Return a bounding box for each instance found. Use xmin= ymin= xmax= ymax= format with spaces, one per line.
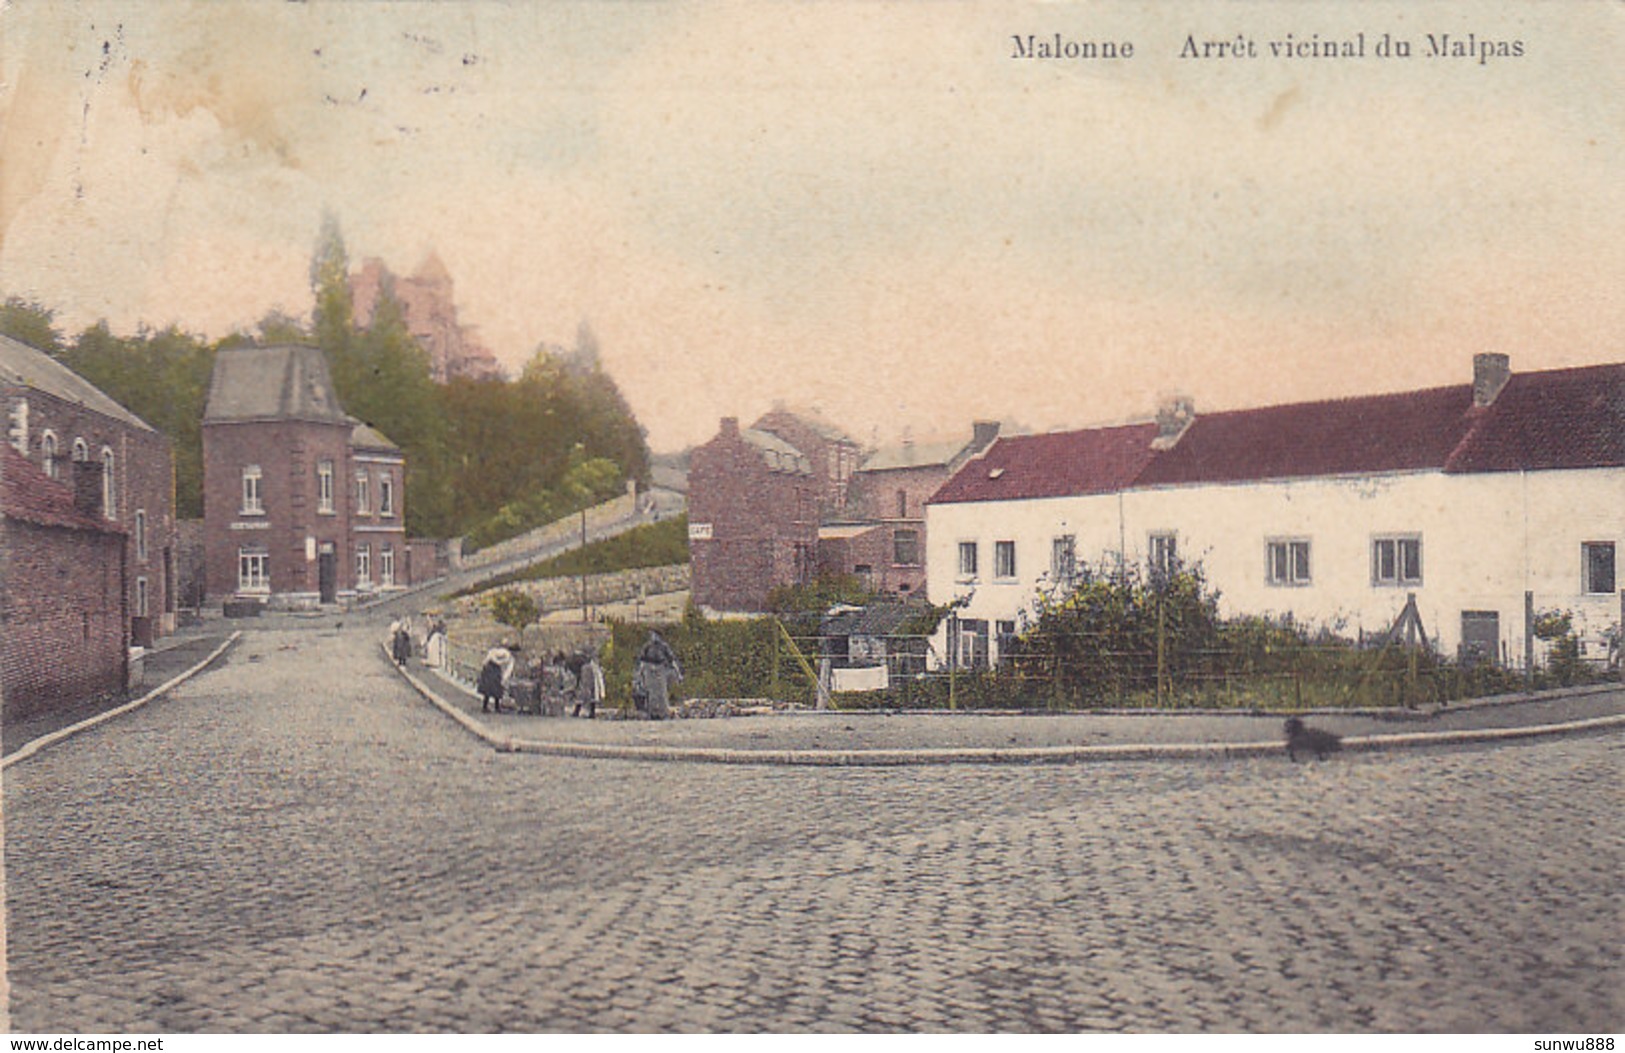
xmin=0 ymin=219 xmax=650 ymax=547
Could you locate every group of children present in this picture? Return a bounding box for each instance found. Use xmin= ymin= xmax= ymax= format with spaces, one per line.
xmin=477 ymin=643 xmax=606 ymax=718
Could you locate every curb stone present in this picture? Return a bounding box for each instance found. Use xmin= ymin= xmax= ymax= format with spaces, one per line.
xmin=2 ymin=632 xmax=243 ymax=770
xmin=383 ymin=643 xmax=1625 ymax=767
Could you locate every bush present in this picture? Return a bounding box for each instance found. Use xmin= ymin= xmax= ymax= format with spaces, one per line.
xmin=487 ymin=590 xmax=538 ymax=633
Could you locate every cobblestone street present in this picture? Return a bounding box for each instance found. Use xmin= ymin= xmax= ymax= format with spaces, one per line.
xmin=6 ymin=624 xmax=1621 ymax=1032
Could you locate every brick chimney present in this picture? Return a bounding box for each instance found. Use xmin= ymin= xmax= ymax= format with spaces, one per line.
xmin=73 ymin=458 xmax=104 ymax=518
xmin=1473 ymin=353 xmax=1511 ymax=407
xmin=719 ymin=416 xmax=739 ymax=438
xmin=1151 ymin=396 xmax=1195 ymax=451
xmin=971 ymin=420 xmax=1001 ymax=451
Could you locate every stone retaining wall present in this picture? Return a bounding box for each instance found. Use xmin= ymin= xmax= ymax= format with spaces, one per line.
xmin=456 ymin=563 xmax=690 ymax=614
xmin=458 ymin=488 xmax=638 ymax=571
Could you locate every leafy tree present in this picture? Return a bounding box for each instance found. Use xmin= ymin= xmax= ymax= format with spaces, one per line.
xmin=487 ymin=590 xmax=539 ymax=633
xmin=0 ymin=297 xmax=63 ymax=353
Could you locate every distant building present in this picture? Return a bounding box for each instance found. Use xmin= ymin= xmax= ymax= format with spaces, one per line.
xmin=928 ymin=355 xmax=1625 ymax=668
xmin=1 ymin=333 xmax=177 ymax=645
xmin=1 ymin=446 xmax=129 ymax=721
xmin=688 ymin=409 xmax=999 ymax=612
xmin=824 ymin=422 xmax=1001 ymax=598
xmin=201 ymin=345 xmax=412 ymax=606
xmin=351 ymin=253 xmax=502 ymax=382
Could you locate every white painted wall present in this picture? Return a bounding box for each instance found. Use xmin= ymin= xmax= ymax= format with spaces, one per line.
xmin=927 ymin=466 xmax=1624 ymax=667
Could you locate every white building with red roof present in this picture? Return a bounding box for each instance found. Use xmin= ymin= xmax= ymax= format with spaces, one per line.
xmin=927 ymin=355 xmax=1624 ymax=667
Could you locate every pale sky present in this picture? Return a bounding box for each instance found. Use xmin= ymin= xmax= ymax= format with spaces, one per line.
xmin=1 ymin=1 xmax=1620 ymax=451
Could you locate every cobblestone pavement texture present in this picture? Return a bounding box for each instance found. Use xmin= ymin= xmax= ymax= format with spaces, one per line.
xmin=6 ymin=625 xmax=1621 ymax=1033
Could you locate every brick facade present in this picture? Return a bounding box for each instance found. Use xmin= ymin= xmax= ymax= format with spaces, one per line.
xmin=201 ymin=345 xmax=410 ymax=606
xmin=688 ymin=417 xmax=819 ymax=612
xmin=2 ymin=335 xmax=178 ymax=643
xmin=1 ymin=449 xmax=128 ymax=722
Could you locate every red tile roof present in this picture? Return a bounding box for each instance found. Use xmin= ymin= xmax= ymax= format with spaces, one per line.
xmin=0 ymin=446 xmax=124 ymax=533
xmin=929 ymin=362 xmax=1623 ymax=504
xmin=1444 ymin=363 xmax=1625 ymax=473
xmin=930 ymin=422 xmax=1157 ymax=504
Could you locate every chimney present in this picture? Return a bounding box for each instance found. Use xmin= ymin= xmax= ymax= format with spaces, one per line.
xmin=1151 ymin=396 xmax=1195 ymax=451
xmin=73 ymin=458 xmax=104 ymax=518
xmin=1473 ymin=353 xmax=1511 ymax=407
xmin=971 ymin=420 xmax=1001 ymax=451
xmin=719 ymin=416 xmax=740 ymax=438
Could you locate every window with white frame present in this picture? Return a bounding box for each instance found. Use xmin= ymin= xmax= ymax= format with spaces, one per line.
xmin=135 ymin=509 xmax=147 ymax=562
xmin=1051 ymin=535 xmax=1076 ymax=585
xmin=1266 ymin=538 xmax=1312 ymax=586
xmin=317 ymin=460 xmax=335 ymax=513
xmin=1583 ymin=542 xmax=1616 ymax=595
xmin=380 ymin=472 xmax=395 ymax=517
xmin=893 ymin=528 xmax=919 ymax=567
xmin=136 ymin=577 xmax=149 ymax=618
xmin=72 ymin=437 xmax=88 ymax=462
xmin=1372 ymin=535 xmax=1422 ymax=587
xmin=41 ymin=430 xmax=58 ymax=479
xmin=380 ymin=545 xmax=396 ymax=586
xmin=1149 ymin=532 xmax=1178 ymax=577
xmin=958 ymin=541 xmax=979 ymax=579
xmin=238 ymin=547 xmax=269 ymax=592
xmin=995 ymin=540 xmax=1017 ymax=580
xmin=241 ymin=465 xmax=263 ymax=514
xmin=100 ymin=447 xmax=116 ymax=519
xmin=356 ymin=544 xmax=371 ymax=586
xmin=355 ymin=470 xmax=370 ymax=514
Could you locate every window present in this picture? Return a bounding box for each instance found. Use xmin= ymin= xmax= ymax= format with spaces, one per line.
xmin=1372 ymin=535 xmax=1423 ymax=586
xmin=896 ymin=489 xmax=908 ymax=518
xmin=995 ymin=540 xmax=1017 ymax=580
xmin=996 ymin=620 xmax=1018 ymax=664
xmin=241 ymin=466 xmax=263 ymax=514
xmin=72 ymin=437 xmax=88 ymax=462
xmin=136 ymin=577 xmax=149 ymax=618
xmin=893 ymin=528 xmax=919 ymax=567
xmin=100 ymin=447 xmax=116 ymax=519
xmin=1267 ymin=539 xmax=1311 ymax=586
xmin=355 ymin=471 xmax=370 ymax=514
xmin=380 ymin=545 xmax=396 ymax=587
xmin=958 ymin=541 xmax=979 ymax=578
xmin=1583 ymin=542 xmax=1616 ymax=595
xmin=1149 ymin=532 xmax=1178 ymax=577
xmin=238 ymin=547 xmax=269 ymax=592
xmin=317 ymin=461 xmax=335 ymax=514
xmin=1051 ymin=535 xmax=1076 ymax=585
xmin=135 ymin=509 xmax=148 ymax=562
xmin=380 ymin=472 xmax=395 ymax=517
xmin=41 ymin=431 xmax=58 ymax=479
xmin=356 ymin=544 xmax=371 ymax=586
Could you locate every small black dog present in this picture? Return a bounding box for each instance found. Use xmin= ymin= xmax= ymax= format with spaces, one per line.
xmin=1283 ymin=717 xmax=1342 ymax=762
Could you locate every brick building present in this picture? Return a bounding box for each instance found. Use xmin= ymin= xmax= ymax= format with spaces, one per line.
xmin=1 ymin=333 xmax=177 ymax=645
xmin=824 ymin=422 xmax=1002 ymax=598
xmin=689 ymin=409 xmax=1000 ymax=612
xmin=202 ymin=345 xmax=410 ymax=606
xmin=1 ymin=446 xmax=128 ymax=721
xmin=687 ymin=417 xmax=820 ymax=612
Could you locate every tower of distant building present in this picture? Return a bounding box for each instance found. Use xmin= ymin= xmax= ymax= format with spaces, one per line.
xmin=350 ymin=252 xmax=502 ymax=382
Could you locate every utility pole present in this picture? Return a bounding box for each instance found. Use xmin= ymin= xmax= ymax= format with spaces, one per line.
xmin=580 ymin=507 xmax=588 ymax=624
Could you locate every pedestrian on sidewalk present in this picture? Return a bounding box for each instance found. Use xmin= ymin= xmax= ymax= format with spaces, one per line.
xmin=478 ymin=642 xmax=516 ymax=713
xmin=570 ymin=649 xmax=605 ymax=718
xmin=634 ymin=630 xmax=681 ymax=720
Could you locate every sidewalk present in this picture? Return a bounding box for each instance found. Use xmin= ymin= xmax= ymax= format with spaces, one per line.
xmin=392 ymin=648 xmax=1625 ymax=764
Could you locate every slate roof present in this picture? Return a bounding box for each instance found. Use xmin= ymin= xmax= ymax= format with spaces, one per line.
xmin=742 ymin=428 xmax=813 ymax=475
xmin=204 ymin=345 xmax=350 ymax=425
xmin=349 ymin=419 xmax=401 ymax=452
xmin=930 ymin=361 xmax=1624 ymax=505
xmin=0 ymin=334 xmax=154 ymax=432
xmin=860 ymin=439 xmax=972 ymax=473
xmin=0 ymin=446 xmax=123 ymax=533
xmin=820 ymin=603 xmax=918 ymax=638
xmin=931 ymin=422 xmax=1159 ymax=504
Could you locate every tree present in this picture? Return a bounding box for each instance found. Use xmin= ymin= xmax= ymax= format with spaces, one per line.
xmin=487 ymin=590 xmax=538 ymax=633
xmin=0 ymin=297 xmax=63 ymax=353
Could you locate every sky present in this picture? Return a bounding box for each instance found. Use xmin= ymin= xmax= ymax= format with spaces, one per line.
xmin=1 ymin=1 xmax=1620 ymax=452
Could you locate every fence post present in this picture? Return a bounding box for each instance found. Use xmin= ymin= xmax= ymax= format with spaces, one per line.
xmin=771 ymin=622 xmax=780 ymax=697
xmin=1157 ymin=601 xmax=1170 ymax=708
xmin=1525 ymin=590 xmax=1535 ymax=685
